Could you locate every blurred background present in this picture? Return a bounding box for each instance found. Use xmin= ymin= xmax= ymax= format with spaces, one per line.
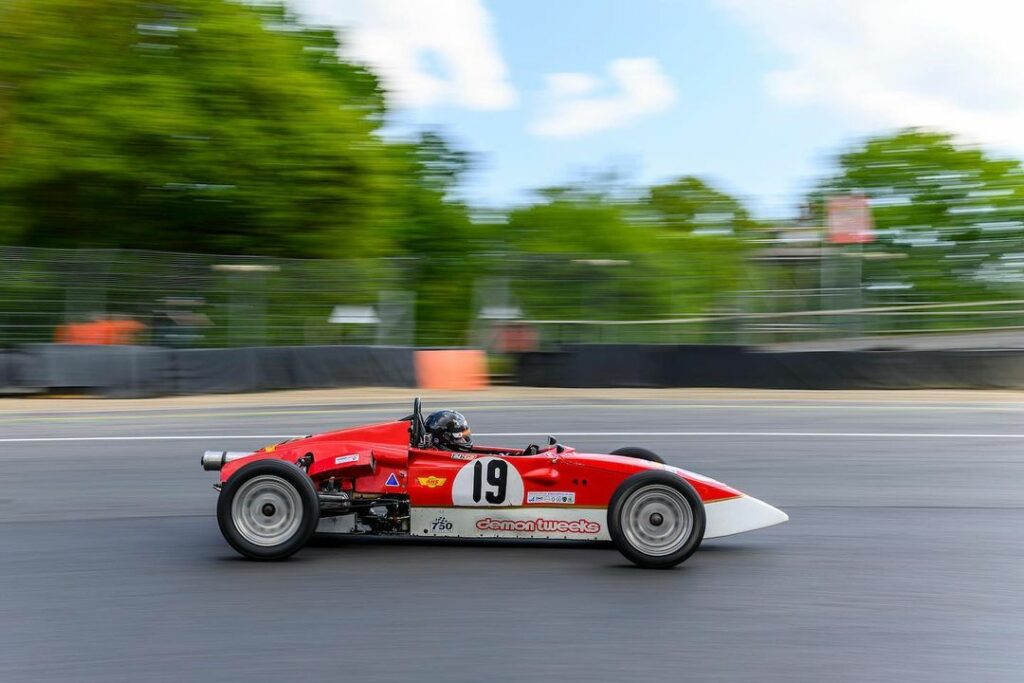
xmin=1 ymin=0 xmax=1024 ymax=369
xmin=3 ymin=6 xmax=1024 ymax=681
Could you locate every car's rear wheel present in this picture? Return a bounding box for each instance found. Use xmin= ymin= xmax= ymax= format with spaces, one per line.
xmin=217 ymin=460 xmax=319 ymax=560
xmin=608 ymin=471 xmax=705 ymax=569
xmin=611 ymin=446 xmax=665 ymax=464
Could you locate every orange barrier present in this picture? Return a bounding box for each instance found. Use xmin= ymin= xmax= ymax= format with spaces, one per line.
xmin=54 ymin=319 xmax=145 ymax=345
xmin=414 ymin=350 xmax=489 ymax=390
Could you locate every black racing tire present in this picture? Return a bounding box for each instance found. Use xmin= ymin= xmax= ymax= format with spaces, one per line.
xmin=611 ymin=447 xmax=666 ymax=465
xmin=607 ymin=471 xmax=705 ymax=569
xmin=216 ymin=460 xmax=320 ymax=561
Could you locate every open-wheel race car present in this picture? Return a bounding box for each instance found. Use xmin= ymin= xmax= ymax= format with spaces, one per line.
xmin=202 ymin=399 xmax=788 ymax=568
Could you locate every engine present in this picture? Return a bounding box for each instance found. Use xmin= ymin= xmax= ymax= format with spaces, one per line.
xmin=316 ymin=476 xmax=410 ymax=535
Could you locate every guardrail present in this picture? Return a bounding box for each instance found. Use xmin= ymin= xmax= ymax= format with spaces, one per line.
xmin=523 ymin=298 xmax=1024 ymax=346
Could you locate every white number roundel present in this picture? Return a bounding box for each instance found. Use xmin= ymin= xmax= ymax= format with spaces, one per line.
xmin=452 ymin=457 xmax=523 ymax=507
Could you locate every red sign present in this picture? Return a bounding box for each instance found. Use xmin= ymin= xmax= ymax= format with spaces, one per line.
xmin=827 ymin=194 xmax=875 ymax=244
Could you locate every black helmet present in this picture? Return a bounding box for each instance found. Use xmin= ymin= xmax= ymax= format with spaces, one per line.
xmin=424 ymin=410 xmax=472 ymax=451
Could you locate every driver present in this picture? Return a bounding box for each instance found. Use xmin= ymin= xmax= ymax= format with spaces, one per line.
xmin=424 ymin=410 xmax=473 ymax=451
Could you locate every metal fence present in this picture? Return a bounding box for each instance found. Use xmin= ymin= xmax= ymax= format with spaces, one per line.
xmin=0 ymin=247 xmax=414 ymax=347
xmin=2 ymin=245 xmax=1023 ymax=348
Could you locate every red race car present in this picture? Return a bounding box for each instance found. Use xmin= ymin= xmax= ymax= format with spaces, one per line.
xmin=201 ymin=399 xmax=788 ymax=568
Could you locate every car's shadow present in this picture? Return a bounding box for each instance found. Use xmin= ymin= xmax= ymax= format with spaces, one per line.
xmin=309 ymin=533 xmax=761 ymax=551
xmin=209 ymin=536 xmax=768 ymax=574
xmin=302 ymin=533 xmax=767 ymax=571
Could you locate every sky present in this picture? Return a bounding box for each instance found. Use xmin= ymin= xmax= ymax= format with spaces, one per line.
xmin=289 ymin=0 xmax=1024 ymax=218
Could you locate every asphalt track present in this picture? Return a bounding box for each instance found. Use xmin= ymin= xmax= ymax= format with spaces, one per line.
xmin=1 ymin=394 xmax=1023 ymax=682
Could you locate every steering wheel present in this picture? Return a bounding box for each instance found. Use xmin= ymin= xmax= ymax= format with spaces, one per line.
xmin=522 ymin=435 xmax=562 ymax=456
xmin=405 ymin=397 xmax=428 ymax=448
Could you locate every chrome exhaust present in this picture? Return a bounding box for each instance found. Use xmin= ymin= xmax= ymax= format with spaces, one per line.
xmin=201 ymin=450 xmax=252 ymax=471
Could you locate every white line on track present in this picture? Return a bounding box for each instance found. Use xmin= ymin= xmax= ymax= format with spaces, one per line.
xmin=3 ymin=431 xmax=1024 ymax=443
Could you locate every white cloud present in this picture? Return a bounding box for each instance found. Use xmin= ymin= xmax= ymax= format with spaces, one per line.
xmin=547 ymin=72 xmax=601 ymax=98
xmin=289 ymin=0 xmax=517 ymax=110
xmin=718 ymin=0 xmax=1024 ymax=151
xmin=530 ymin=58 xmax=678 ymax=138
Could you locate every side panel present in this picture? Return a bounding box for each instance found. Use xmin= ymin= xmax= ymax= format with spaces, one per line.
xmin=411 ymin=506 xmax=610 ymax=541
xmin=406 ymin=449 xmax=612 ymax=541
xmin=330 ymin=496 xmax=789 ymax=540
xmin=400 ymin=448 xmax=785 ymax=541
xmin=407 ymin=450 xmax=624 ymax=508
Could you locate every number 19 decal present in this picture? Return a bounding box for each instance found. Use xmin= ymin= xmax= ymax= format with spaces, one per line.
xmin=452 ymin=456 xmax=523 ymax=506
xmin=473 ymin=459 xmax=507 ymax=504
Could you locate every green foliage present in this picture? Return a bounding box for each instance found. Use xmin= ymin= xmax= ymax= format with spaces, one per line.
xmin=503 ymin=186 xmax=748 ymax=338
xmin=812 ymin=129 xmax=1024 ymax=303
xmin=0 ymin=0 xmax=391 ymax=257
xmin=646 ymin=176 xmax=759 ymax=235
xmin=0 ymin=0 xmax=767 ymax=346
xmin=507 ymin=189 xmax=652 ymax=257
xmin=382 ymin=132 xmax=484 ymax=345
xmin=0 ymin=0 xmax=491 ymax=345
xmin=505 ymin=192 xmax=658 ymax=327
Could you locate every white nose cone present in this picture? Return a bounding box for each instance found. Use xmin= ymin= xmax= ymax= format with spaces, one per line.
xmin=703 ymin=495 xmax=789 ymax=539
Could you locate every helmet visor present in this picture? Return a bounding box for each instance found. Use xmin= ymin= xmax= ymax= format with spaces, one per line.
xmin=449 ymin=427 xmax=472 ymax=446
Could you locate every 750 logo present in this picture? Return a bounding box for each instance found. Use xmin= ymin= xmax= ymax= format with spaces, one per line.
xmin=430 ymin=516 xmax=453 ymax=532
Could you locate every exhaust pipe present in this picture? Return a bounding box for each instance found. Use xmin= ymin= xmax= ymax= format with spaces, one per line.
xmin=201 ymin=451 xmax=252 ymax=471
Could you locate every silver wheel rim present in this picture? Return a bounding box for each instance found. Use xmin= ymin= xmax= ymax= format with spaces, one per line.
xmin=231 ymin=475 xmax=304 ymax=547
xmin=620 ymin=484 xmax=693 ymax=557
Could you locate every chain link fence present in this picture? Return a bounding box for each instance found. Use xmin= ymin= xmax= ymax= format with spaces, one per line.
xmin=1 ymin=246 xmax=1023 ymax=348
xmin=0 ymin=247 xmax=414 ymax=347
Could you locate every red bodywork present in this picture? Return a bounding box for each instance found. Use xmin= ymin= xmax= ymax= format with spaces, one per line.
xmin=219 ymin=419 xmax=742 ymax=507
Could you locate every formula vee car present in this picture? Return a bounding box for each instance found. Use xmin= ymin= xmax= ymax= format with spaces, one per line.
xmin=201 ymin=399 xmax=787 ymax=568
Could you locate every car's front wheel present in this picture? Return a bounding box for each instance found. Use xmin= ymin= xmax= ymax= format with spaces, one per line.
xmin=608 ymin=471 xmax=705 ymax=569
xmin=216 ymin=460 xmax=320 ymax=560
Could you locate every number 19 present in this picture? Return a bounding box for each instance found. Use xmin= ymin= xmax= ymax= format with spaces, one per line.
xmin=472 ymin=459 xmax=508 ymax=504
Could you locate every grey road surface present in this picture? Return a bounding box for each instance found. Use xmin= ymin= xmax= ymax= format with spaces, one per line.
xmin=1 ymin=396 xmax=1022 ymax=682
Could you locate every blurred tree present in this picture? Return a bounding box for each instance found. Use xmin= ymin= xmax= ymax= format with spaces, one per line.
xmin=503 ymin=186 xmax=747 ymax=336
xmin=387 ymin=131 xmax=483 ymax=345
xmin=504 ymin=190 xmax=650 ymax=327
xmin=0 ymin=0 xmax=392 ymax=257
xmin=646 ymin=176 xmax=759 ymax=235
xmin=811 ymin=129 xmax=1024 ymax=304
xmin=411 ymin=131 xmax=473 ymax=196
xmin=507 ymin=188 xmax=649 ymax=257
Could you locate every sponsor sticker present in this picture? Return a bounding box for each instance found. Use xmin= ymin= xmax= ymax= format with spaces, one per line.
xmin=334 ymin=454 xmax=360 ymax=465
xmin=526 ymin=491 xmax=575 ymax=505
xmin=429 ymin=515 xmax=453 ymax=532
xmin=263 ymin=444 xmax=276 ymax=453
xmin=417 ymin=475 xmax=447 ymax=489
xmin=384 ymin=472 xmax=401 ymax=487
xmin=475 ymin=517 xmax=601 ymax=535
xmin=451 ymin=453 xmax=475 ymax=461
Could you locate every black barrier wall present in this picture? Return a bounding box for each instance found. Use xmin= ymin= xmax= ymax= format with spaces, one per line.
xmin=7 ymin=343 xmax=1024 ymax=396
xmin=4 ymin=344 xmax=416 ymax=397
xmin=515 ymin=344 xmax=1024 ymax=390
